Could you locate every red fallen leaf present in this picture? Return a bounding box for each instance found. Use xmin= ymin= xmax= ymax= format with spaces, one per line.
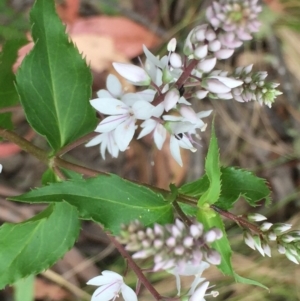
xmin=69 ymin=16 xmax=161 ymax=59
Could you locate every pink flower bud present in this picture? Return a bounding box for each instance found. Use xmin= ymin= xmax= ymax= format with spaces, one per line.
xmin=197 ymin=57 xmax=217 ymax=73
xmin=194 ymin=45 xmax=208 ymax=59
xmin=215 ymin=48 xmax=234 ymax=59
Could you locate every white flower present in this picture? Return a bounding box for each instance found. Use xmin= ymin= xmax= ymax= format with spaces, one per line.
xmin=168 ymin=261 xmax=210 ymax=296
xmin=87 ymin=271 xmax=138 ymax=301
xmin=90 ymin=96 xmax=154 ymax=152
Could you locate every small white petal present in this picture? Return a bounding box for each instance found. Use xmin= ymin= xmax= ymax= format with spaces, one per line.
xmin=170 ymin=135 xmax=183 ymax=166
xmin=132 ymin=100 xmax=154 ymax=119
xmin=114 ymin=118 xmax=136 ymax=151
xmin=189 ymin=281 xmax=209 ymax=301
xmin=90 ymin=284 xmax=118 ymax=301
xmin=143 ymin=45 xmax=164 ymax=69
xmin=121 ymin=283 xmax=138 ymax=301
xmin=95 ymin=115 xmax=127 ymax=132
xmin=154 ymin=124 xmax=167 ymax=150
xmin=97 ymin=89 xmax=113 ymax=99
xmin=87 ymin=271 xmax=122 ymax=285
xmin=90 ymin=98 xmax=128 ymax=115
xmin=106 ymin=74 xmax=123 ymax=98
xmin=138 ymin=119 xmax=157 ymax=139
xmin=113 ymin=62 xmax=151 ymax=85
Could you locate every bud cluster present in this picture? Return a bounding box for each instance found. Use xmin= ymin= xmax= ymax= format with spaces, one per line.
xmin=118 ymin=219 xmax=223 ymax=271
xmin=244 ymin=214 xmax=300 ymax=264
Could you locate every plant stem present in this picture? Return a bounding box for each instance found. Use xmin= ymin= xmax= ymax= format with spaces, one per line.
xmin=56 ymin=132 xmax=99 ymax=156
xmin=211 ymin=205 xmax=263 ymax=235
xmin=0 ymin=127 xmax=48 ymax=163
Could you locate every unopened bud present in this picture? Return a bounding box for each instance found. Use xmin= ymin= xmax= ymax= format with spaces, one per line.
xmin=247 ymin=213 xmax=267 ymax=222
xmin=169 ymin=53 xmax=182 ymax=68
xmin=205 ymin=249 xmax=221 ymax=265
xmin=167 ymin=38 xmax=177 ymax=51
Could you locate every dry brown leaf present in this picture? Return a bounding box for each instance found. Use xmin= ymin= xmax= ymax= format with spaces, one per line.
xmin=70 ymin=16 xmax=161 ymax=59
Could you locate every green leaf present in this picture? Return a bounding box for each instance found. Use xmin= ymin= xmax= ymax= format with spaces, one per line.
xmin=179 ymin=174 xmax=209 ymax=197
xmin=0 ymin=39 xmax=26 ymax=129
xmin=214 ymin=167 xmax=271 ymax=210
xmin=15 ymin=0 xmax=97 ymax=151
xmin=11 ymin=174 xmax=174 ymax=235
xmin=197 ymin=209 xmax=268 ymax=289
xmin=41 ymin=168 xmax=83 ymax=185
xmin=192 ymin=124 xmax=221 ymax=206
xmin=0 ymin=202 xmax=79 ymax=289
xmin=180 ymin=167 xmax=271 ymax=210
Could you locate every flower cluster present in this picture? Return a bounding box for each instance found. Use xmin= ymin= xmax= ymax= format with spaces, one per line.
xmin=206 ymin=0 xmax=261 ymax=49
xmin=86 ymin=0 xmax=281 ymax=166
xmin=118 ymin=219 xmax=223 ymax=271
xmin=87 ymin=271 xmax=138 ymax=301
xmin=244 ymin=214 xmax=300 ymax=264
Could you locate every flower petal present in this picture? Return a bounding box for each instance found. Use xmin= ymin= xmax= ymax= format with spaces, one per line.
xmin=95 ymin=115 xmax=127 ymax=132
xmin=154 ymin=124 xmax=167 ymax=150
xmin=170 ymin=135 xmax=183 ymax=166
xmin=189 ymin=281 xmax=209 ymax=301
xmin=113 ymin=62 xmax=151 ymax=86
xmin=114 ymin=117 xmax=136 ymax=151
xmin=132 ymin=100 xmax=154 ymax=119
xmin=90 ymin=98 xmax=128 ymax=115
xmin=121 ymin=283 xmax=138 ymax=301
xmin=91 ymin=283 xmax=120 ymax=301
xmin=106 ymin=74 xmax=123 ymax=98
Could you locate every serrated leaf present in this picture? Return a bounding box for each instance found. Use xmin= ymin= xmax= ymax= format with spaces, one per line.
xmin=193 ymin=125 xmax=221 ymax=206
xmin=214 ymin=167 xmax=271 ymax=210
xmin=0 ymin=202 xmax=79 ymax=289
xmin=11 ymin=174 xmax=173 ymax=235
xmin=15 ymin=0 xmax=97 ymax=151
xmin=179 ymin=167 xmax=270 ymax=210
xmin=0 ymin=39 xmax=26 ymax=129
xmin=197 ymin=210 xmax=268 ymax=290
